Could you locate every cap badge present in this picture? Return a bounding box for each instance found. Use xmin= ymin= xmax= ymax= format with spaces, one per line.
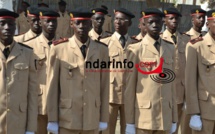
xmin=212 ymin=12 xmax=215 ymax=17
xmin=70 ymin=13 xmax=73 ymax=18
xmin=39 ymin=12 xmax=43 ymax=16
xmin=164 ymin=10 xmax=167 ymax=14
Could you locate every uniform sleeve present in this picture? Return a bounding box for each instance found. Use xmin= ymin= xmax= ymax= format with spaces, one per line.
xmin=100 ymin=45 xmax=110 ymax=122
xmin=124 ymin=44 xmax=139 ymax=124
xmin=185 ymin=43 xmax=200 ymax=114
xmin=27 ymin=51 xmax=39 ymax=131
xmin=47 ymin=47 xmax=60 ymax=122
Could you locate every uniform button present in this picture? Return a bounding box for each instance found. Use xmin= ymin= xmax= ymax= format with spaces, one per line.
xmin=7 ymin=93 xmax=10 ymax=95
xmin=7 ymin=109 xmax=10 ymax=112
xmin=85 ymin=90 xmax=87 ymax=92
xmin=83 ymin=103 xmax=86 ymax=106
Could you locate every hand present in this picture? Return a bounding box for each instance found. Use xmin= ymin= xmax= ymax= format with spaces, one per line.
xmin=169 ymin=123 xmax=177 ymax=134
xmin=125 ymin=124 xmax=135 ymax=134
xmin=99 ymin=122 xmax=108 ymax=131
xmin=189 ymin=115 xmax=202 ymax=131
xmin=25 ymin=132 xmax=35 ymax=134
xmin=47 ymin=122 xmax=59 ymax=134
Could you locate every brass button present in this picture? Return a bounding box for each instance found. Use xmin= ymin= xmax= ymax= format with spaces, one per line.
xmin=7 ymin=93 xmax=10 ymax=95
xmin=83 ymin=103 xmax=86 ymax=106
xmin=85 ymin=90 xmax=87 ymax=92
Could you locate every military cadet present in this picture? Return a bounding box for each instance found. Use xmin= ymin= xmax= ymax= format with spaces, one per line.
xmin=101 ymin=8 xmax=138 ymax=134
xmin=14 ymin=6 xmax=42 ymax=43
xmin=56 ymin=0 xmax=72 ymax=39
xmin=16 ymin=1 xmax=30 ymax=34
xmin=101 ymin=5 xmax=113 ymax=33
xmin=47 ymin=7 xmax=109 ymax=134
xmin=132 ymin=13 xmax=147 ymax=40
xmin=24 ymin=7 xmax=60 ymax=134
xmin=125 ymin=8 xmax=177 ymax=134
xmin=0 ymin=8 xmax=38 ymax=134
xmin=185 ymin=8 xmax=206 ymax=40
xmin=160 ymin=8 xmax=190 ymax=134
xmin=185 ymin=9 xmax=215 ymax=134
xmin=89 ymin=7 xmax=112 ymax=41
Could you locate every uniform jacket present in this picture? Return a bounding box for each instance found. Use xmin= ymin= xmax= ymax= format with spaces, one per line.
xmin=47 ymin=36 xmax=109 ymax=130
xmin=102 ymin=15 xmax=112 ymax=33
xmin=135 ymin=33 xmax=144 ymax=40
xmin=185 ymin=33 xmax=215 ymax=120
xmin=56 ymin=11 xmax=72 ymax=39
xmin=186 ymin=27 xmax=202 ymax=40
xmin=125 ymin=34 xmax=178 ymax=130
xmin=161 ymin=29 xmax=190 ymax=104
xmin=100 ymin=32 xmax=139 ymax=104
xmin=24 ymin=33 xmax=54 ymax=115
xmin=16 ymin=12 xmax=30 ymax=34
xmin=88 ymin=29 xmax=111 ymax=41
xmin=0 ymin=41 xmax=38 ymax=134
xmin=14 ymin=29 xmax=38 ymax=43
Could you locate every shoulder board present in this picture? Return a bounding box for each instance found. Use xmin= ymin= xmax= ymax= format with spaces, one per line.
xmin=130 ymin=37 xmax=141 ymax=44
xmin=162 ymin=38 xmax=174 ymax=44
xmin=94 ymin=40 xmax=108 ymax=47
xmin=23 ymin=35 xmax=38 ymax=43
xmin=190 ymin=36 xmax=203 ymax=44
xmin=14 ymin=32 xmax=25 ymax=36
xmin=18 ymin=42 xmax=33 ymax=49
xmin=100 ymin=34 xmax=112 ymax=40
xmin=181 ymin=32 xmax=190 ymax=36
xmin=105 ymin=31 xmax=113 ymax=35
xmin=53 ymin=38 xmax=69 ymax=46
xmin=131 ymin=35 xmax=137 ymax=39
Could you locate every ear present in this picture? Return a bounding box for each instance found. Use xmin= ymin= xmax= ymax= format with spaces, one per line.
xmin=138 ymin=23 xmax=141 ymax=29
xmin=70 ymin=20 xmax=74 ymax=28
xmin=206 ymin=21 xmax=209 ymax=28
xmin=39 ymin=20 xmax=42 ymax=27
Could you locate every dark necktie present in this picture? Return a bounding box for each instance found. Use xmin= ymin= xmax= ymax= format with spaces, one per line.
xmin=80 ymin=45 xmax=87 ymax=59
xmin=171 ymin=35 xmax=177 ymax=44
xmin=48 ymin=41 xmax=52 ymax=46
xmin=3 ymin=47 xmax=10 ymax=59
xmin=154 ymin=41 xmax=160 ymax=52
xmin=119 ymin=35 xmax=126 ymax=48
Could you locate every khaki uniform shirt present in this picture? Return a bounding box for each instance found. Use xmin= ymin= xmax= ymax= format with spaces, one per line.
xmin=88 ymin=29 xmax=111 ymax=41
xmin=186 ymin=28 xmax=202 ymax=40
xmin=14 ymin=29 xmax=38 ymax=43
xmin=16 ymin=12 xmax=30 ymax=34
xmin=135 ymin=33 xmax=145 ymax=40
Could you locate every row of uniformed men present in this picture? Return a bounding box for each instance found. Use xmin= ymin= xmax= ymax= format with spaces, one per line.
xmin=0 ymin=2 xmax=213 ymax=134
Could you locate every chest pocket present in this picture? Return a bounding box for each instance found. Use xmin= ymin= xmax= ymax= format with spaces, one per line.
xmin=14 ymin=63 xmax=29 ymax=81
xmin=63 ymin=62 xmax=78 ymax=79
xmin=201 ymin=59 xmax=215 ymax=74
xmin=109 ymin=51 xmax=120 ymax=60
xmin=35 ymin=54 xmax=46 ymax=70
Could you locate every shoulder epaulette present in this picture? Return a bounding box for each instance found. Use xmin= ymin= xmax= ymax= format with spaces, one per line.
xmin=162 ymin=38 xmax=174 ymax=44
xmin=181 ymin=32 xmax=190 ymax=36
xmin=105 ymin=31 xmax=113 ymax=35
xmin=130 ymin=37 xmax=141 ymax=43
xmin=53 ymin=38 xmax=69 ymax=46
xmin=18 ymin=42 xmax=33 ymax=49
xmin=23 ymin=35 xmax=38 ymax=43
xmin=14 ymin=32 xmax=25 ymax=36
xmin=94 ymin=40 xmax=108 ymax=47
xmin=190 ymin=36 xmax=203 ymax=44
xmin=100 ymin=33 xmax=112 ymax=39
xmin=131 ymin=35 xmax=137 ymax=39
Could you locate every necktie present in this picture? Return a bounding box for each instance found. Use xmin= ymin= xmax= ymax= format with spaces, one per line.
xmin=171 ymin=35 xmax=177 ymax=44
xmin=119 ymin=35 xmax=126 ymax=48
xmin=154 ymin=41 xmax=160 ymax=52
xmin=48 ymin=41 xmax=52 ymax=46
xmin=3 ymin=47 xmax=10 ymax=59
xmin=80 ymin=45 xmax=87 ymax=59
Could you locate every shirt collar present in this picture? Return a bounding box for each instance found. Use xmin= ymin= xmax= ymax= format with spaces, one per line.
xmin=74 ymin=36 xmax=90 ymax=48
xmin=0 ymin=40 xmax=15 ymax=52
xmin=114 ymin=31 xmax=128 ymax=41
xmin=190 ymin=28 xmax=201 ymax=36
xmin=146 ymin=33 xmax=161 ymax=45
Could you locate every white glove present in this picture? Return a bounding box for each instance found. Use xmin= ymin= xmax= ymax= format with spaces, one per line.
xmin=189 ymin=115 xmax=202 ymax=131
xmin=125 ymin=124 xmax=135 ymax=134
xmin=99 ymin=122 xmax=108 ymax=131
xmin=25 ymin=132 xmax=35 ymax=134
xmin=47 ymin=122 xmax=59 ymax=134
xmin=169 ymin=123 xmax=177 ymax=134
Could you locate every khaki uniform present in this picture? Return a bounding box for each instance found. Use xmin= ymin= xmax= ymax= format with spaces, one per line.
xmin=100 ymin=32 xmax=139 ymax=134
xmin=16 ymin=12 xmax=30 ymax=34
xmin=125 ymin=34 xmax=177 ymax=133
xmin=135 ymin=33 xmax=145 ymax=40
xmin=0 ymin=41 xmax=38 ymax=134
xmin=161 ymin=29 xmax=191 ymax=134
xmin=102 ymin=15 xmax=112 ymax=33
xmin=47 ymin=36 xmax=109 ymax=133
xmin=14 ymin=29 xmax=38 ymax=43
xmin=89 ymin=29 xmax=111 ymax=41
xmin=24 ymin=33 xmax=56 ymax=134
xmin=56 ymin=11 xmax=72 ymax=39
xmin=186 ymin=28 xmax=202 ymax=40
xmin=185 ymin=33 xmax=215 ymax=134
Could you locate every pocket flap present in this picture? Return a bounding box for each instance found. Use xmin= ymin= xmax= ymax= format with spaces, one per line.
xmin=14 ymin=63 xmax=29 ymax=70
xmin=201 ymin=59 xmax=215 ymax=66
xmin=135 ymin=100 xmax=151 ymax=109
xmin=109 ymin=51 xmax=119 ymax=57
xmin=63 ymin=62 xmax=78 ymax=70
xmin=59 ymin=99 xmax=72 ymax=108
xmin=164 ymin=58 xmax=173 ymax=64
xmin=19 ymin=102 xmax=27 ymax=112
xmin=198 ymin=89 xmax=209 ymax=101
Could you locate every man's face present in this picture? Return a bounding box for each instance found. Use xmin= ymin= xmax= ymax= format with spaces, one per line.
xmin=0 ymin=18 xmax=16 ymax=41
xmin=144 ymin=16 xmax=163 ymax=37
xmin=59 ymin=5 xmax=66 ymax=13
xmin=71 ymin=19 xmax=92 ymax=38
xmin=164 ymin=15 xmax=179 ymax=31
xmin=208 ymin=19 xmax=215 ymax=35
xmin=91 ymin=13 xmax=105 ymax=30
xmin=192 ymin=14 xmax=205 ymax=28
xmin=28 ymin=16 xmax=41 ymax=34
xmin=114 ymin=12 xmax=131 ymax=34
xmin=139 ymin=18 xmax=147 ymax=35
xmin=40 ymin=18 xmax=57 ymax=34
